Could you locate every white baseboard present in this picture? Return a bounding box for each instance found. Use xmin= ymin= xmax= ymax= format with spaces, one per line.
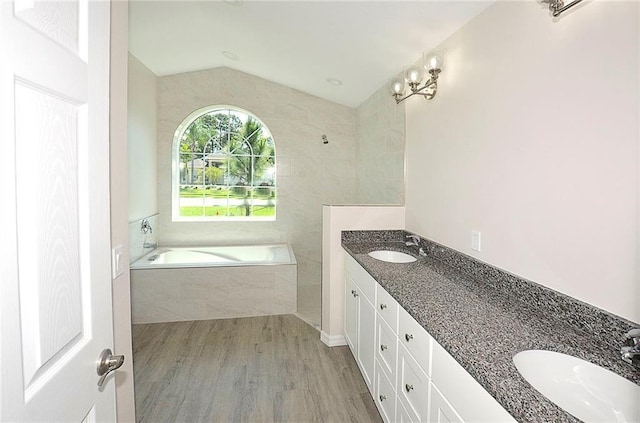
xmin=320 ymin=331 xmax=347 ymax=347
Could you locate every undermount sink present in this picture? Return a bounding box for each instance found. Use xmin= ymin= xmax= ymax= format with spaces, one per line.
xmin=367 ymin=250 xmax=416 ymax=263
xmin=513 ymin=350 xmax=640 ymax=423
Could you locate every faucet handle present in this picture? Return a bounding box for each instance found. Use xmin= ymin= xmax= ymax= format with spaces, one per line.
xmin=625 ymin=328 xmax=640 ymax=338
xmin=625 ymin=328 xmax=640 ymax=345
xmin=141 ymin=218 xmax=152 ymax=234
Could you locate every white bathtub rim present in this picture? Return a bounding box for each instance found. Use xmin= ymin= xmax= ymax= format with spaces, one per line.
xmin=129 ymin=243 xmax=297 ymax=270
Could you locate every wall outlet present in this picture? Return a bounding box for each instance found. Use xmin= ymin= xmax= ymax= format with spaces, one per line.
xmin=471 ymin=231 xmax=481 ymax=252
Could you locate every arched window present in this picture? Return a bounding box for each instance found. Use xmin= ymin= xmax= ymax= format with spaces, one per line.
xmin=172 ymin=106 xmax=276 ymax=221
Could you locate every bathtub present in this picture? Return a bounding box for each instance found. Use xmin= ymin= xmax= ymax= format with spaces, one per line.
xmin=130 ymin=244 xmax=297 ymax=324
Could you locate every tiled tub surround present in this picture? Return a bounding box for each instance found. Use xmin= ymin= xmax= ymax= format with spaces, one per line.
xmin=342 ymin=230 xmax=640 ymax=423
xmin=130 ymin=253 xmax=297 ymax=324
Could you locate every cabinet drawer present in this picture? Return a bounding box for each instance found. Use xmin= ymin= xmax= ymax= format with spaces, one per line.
xmin=376 ymin=284 xmax=399 ymax=332
xmin=376 ymin=317 xmax=397 ymax=379
xmin=344 ymin=252 xmax=376 ymax=304
xmin=397 ymin=342 xmax=430 ymax=422
xmin=398 ymin=307 xmax=432 ymax=376
xmin=375 ymin=360 xmax=397 ymax=423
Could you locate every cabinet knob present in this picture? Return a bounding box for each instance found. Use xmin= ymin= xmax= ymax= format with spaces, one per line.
xmin=380 ymin=344 xmax=388 ymax=351
xmin=380 ymin=303 xmax=387 ymax=310
xmin=405 ymin=383 xmax=414 ymax=392
xmin=379 ymin=394 xmax=387 ymax=402
xmin=405 ymin=333 xmax=414 ymax=342
xmin=351 ymin=289 xmax=358 ymax=297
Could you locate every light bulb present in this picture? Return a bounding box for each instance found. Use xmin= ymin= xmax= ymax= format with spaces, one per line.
xmin=425 ymin=51 xmax=445 ymax=71
xmin=404 ymin=64 xmax=425 ymax=85
xmin=389 ymin=77 xmax=406 ymax=96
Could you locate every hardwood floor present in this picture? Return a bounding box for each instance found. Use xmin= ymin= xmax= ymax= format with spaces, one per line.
xmin=132 ymin=314 xmax=383 ymax=423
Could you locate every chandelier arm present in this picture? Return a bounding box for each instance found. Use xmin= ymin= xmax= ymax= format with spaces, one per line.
xmin=395 ymin=78 xmax=438 ymax=104
xmin=551 ymin=0 xmax=583 ymax=16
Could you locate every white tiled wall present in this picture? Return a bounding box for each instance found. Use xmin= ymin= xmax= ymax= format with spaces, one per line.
xmin=128 ymin=213 xmax=158 ymax=264
xmin=156 ymin=67 xmax=358 ymax=289
xmin=131 ymin=263 xmax=297 ymax=324
xmin=356 ymin=83 xmax=405 ymax=205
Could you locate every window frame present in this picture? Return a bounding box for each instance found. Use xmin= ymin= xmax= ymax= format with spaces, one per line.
xmin=171 ymin=105 xmax=276 ymax=222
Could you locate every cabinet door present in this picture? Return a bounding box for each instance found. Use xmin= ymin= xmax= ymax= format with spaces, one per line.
xmin=376 ymin=317 xmax=398 ymax=379
xmin=429 ymin=383 xmax=463 ymax=423
xmin=375 ymin=360 xmax=396 ymax=423
xmin=398 ymin=343 xmax=430 ymax=422
xmin=344 ymin=252 xmax=376 ymax=303
xmin=358 ymin=296 xmax=376 ymax=393
xmin=398 ymin=307 xmax=432 ymax=376
xmin=377 ymin=284 xmax=399 ymax=332
xmin=344 ymin=274 xmax=358 ymax=353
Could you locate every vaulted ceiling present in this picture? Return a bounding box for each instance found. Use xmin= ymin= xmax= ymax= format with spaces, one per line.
xmin=129 ymin=1 xmax=494 ymax=107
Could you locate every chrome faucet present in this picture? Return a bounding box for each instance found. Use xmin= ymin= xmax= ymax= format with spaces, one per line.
xmin=405 ymin=234 xmax=427 ymax=257
xmin=405 ymin=234 xmax=420 ymax=247
xmin=141 ymin=218 xmax=152 ymax=234
xmin=620 ymin=329 xmax=640 ymax=368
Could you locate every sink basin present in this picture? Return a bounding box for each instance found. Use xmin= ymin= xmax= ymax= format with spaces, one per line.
xmin=367 ymin=250 xmax=416 ymax=263
xmin=513 ymin=350 xmax=640 ymax=422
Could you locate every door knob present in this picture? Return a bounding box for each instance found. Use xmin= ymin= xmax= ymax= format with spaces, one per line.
xmin=97 ymin=348 xmax=125 ymax=387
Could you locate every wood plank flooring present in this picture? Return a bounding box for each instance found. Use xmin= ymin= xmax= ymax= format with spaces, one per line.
xmin=132 ymin=314 xmax=383 ymax=423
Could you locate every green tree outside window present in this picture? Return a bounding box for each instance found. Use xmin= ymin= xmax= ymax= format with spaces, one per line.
xmin=175 ymin=107 xmax=276 ymax=219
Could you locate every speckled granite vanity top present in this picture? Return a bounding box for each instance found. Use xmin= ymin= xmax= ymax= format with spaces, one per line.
xmin=342 ymin=230 xmax=640 ymax=423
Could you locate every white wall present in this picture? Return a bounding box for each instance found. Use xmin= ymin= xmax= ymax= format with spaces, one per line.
xmin=321 ymin=205 xmax=405 ymax=345
xmin=355 ymin=84 xmax=405 ymax=204
xmin=127 ymin=53 xmax=157 ymax=222
xmin=405 ymin=1 xmax=639 ymax=323
xmin=157 ymin=67 xmax=357 ymax=288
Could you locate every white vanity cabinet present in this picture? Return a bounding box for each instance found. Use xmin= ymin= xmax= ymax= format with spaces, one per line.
xmin=397 ymin=341 xmax=430 ymax=421
xmin=344 ymin=253 xmax=376 ymax=393
xmin=374 ymin=283 xmax=400 ymax=423
xmin=431 ymin=339 xmax=515 ymax=422
xmin=428 ymin=383 xmax=463 ymax=423
xmin=375 ymin=359 xmax=397 ymax=422
xmin=343 ymin=249 xmax=516 ymax=423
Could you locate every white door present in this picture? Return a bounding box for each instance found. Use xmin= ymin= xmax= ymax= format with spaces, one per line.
xmin=0 ymin=0 xmax=117 ymax=421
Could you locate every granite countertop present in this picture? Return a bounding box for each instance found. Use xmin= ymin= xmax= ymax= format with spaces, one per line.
xmin=342 ymin=238 xmax=640 ymax=423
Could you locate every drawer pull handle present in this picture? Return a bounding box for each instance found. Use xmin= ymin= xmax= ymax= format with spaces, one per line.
xmin=380 ymin=303 xmax=387 ymax=310
xmin=405 ymin=333 xmax=414 ymax=342
xmin=405 ymin=384 xmax=414 ymax=392
xmin=379 ymin=394 xmax=387 ymax=402
xmin=351 ymin=290 xmax=358 ymax=298
xmin=380 ymin=344 xmax=388 ymax=351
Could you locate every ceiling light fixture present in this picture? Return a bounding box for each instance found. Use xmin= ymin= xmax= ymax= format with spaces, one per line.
xmin=326 ymin=78 xmax=343 ymax=86
xmin=389 ymin=50 xmax=445 ymax=104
